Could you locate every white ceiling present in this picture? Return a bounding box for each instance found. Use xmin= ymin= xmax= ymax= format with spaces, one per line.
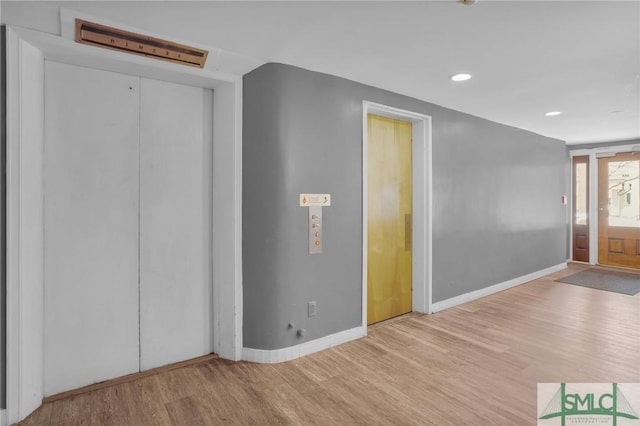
xmin=2 ymin=1 xmax=639 ymax=144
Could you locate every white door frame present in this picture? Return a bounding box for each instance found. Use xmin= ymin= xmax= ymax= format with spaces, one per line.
xmin=361 ymin=101 xmax=433 ymax=330
xmin=5 ymin=21 xmax=246 ymax=424
xmin=569 ymin=143 xmax=640 ymax=265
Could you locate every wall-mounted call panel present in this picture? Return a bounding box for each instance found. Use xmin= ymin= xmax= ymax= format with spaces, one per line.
xmin=309 ymin=206 xmax=323 ymax=254
xmin=300 ymin=194 xmax=331 ymax=255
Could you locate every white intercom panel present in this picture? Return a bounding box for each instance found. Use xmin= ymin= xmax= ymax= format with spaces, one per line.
xmin=309 ymin=206 xmax=322 ymax=254
xmin=300 ymin=194 xmax=331 ymax=255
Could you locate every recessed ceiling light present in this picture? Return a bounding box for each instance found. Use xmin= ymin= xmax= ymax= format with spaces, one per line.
xmin=451 ymin=73 xmax=472 ymax=82
xmin=545 ymin=111 xmax=562 ymax=117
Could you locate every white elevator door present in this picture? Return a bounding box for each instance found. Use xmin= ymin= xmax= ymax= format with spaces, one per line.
xmin=139 ymin=78 xmax=212 ymax=371
xmin=44 ymin=61 xmax=140 ymax=396
xmin=44 ymin=61 xmax=213 ymax=396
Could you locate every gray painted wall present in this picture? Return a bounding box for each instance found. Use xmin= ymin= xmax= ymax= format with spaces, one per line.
xmin=243 ymin=63 xmax=567 ymax=350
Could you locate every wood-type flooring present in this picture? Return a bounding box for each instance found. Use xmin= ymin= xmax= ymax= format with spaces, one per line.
xmin=17 ymin=263 xmax=640 ymax=425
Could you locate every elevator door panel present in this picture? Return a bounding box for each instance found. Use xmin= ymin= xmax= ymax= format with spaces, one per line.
xmin=44 ymin=61 xmax=140 ymax=396
xmin=367 ymin=114 xmax=413 ymax=325
xmin=139 ymin=78 xmax=213 ymax=370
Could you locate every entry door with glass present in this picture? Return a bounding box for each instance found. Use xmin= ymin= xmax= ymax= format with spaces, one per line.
xmin=598 ymin=152 xmax=640 ymax=268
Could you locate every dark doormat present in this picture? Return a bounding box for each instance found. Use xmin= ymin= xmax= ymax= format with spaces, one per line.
xmin=556 ymin=269 xmax=640 ymax=295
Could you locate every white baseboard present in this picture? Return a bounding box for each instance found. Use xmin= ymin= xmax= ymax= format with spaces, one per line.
xmin=242 ymin=326 xmax=366 ymax=363
xmin=430 ymin=262 xmax=567 ymax=313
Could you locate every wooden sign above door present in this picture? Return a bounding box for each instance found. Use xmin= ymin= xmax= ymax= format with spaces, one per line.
xmin=75 ymin=19 xmax=208 ymax=68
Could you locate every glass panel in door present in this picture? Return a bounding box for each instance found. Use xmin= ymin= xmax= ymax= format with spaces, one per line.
xmin=598 ymin=152 xmax=640 ymax=268
xmin=572 ymin=156 xmax=589 ymax=262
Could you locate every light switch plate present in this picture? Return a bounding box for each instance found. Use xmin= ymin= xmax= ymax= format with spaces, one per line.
xmin=308 ymin=301 xmax=317 ymax=317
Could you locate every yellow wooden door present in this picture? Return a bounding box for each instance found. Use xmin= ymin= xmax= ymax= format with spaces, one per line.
xmin=598 ymin=152 xmax=640 ymax=268
xmin=367 ymin=114 xmax=412 ymax=325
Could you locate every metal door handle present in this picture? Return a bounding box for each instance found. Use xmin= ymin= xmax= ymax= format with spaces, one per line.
xmin=405 ymin=213 xmax=412 ymax=251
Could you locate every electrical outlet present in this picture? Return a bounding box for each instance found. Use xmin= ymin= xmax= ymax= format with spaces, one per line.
xmin=308 ymin=301 xmax=317 ymax=318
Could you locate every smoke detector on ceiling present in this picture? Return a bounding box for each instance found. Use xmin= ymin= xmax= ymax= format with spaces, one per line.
xmin=460 ymin=0 xmax=477 ymax=5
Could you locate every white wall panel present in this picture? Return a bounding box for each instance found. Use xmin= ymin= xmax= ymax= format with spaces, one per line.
xmin=139 ymin=78 xmax=213 ymax=370
xmin=43 ymin=61 xmax=140 ymax=396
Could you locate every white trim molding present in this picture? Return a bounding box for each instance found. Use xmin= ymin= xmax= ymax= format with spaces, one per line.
xmin=242 ymin=327 xmax=366 ymax=364
xmin=430 ymin=263 xmax=567 ymax=313
xmin=6 ymin=27 xmax=46 ymax=425
xmin=361 ymin=101 xmax=433 ymax=329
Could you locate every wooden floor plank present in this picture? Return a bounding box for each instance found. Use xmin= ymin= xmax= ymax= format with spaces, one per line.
xmin=16 ymin=263 xmax=640 ymax=425
xmin=164 ymin=396 xmax=207 ymax=426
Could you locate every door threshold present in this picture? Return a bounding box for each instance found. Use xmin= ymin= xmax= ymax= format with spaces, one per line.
xmin=43 ymin=353 xmax=218 ymax=404
xmin=367 ymin=312 xmax=419 ymax=330
xmin=593 ymin=264 xmax=640 ymax=275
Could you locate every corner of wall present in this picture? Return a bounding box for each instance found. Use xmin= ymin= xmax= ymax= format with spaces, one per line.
xmin=242 ymin=63 xmax=364 ymax=351
xmin=1 ymin=24 xmax=7 ymax=413
xmin=0 ymin=25 xmax=7 ymax=412
xmin=242 ymin=326 xmax=366 ymax=364
xmin=211 ymin=79 xmax=244 ymax=361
